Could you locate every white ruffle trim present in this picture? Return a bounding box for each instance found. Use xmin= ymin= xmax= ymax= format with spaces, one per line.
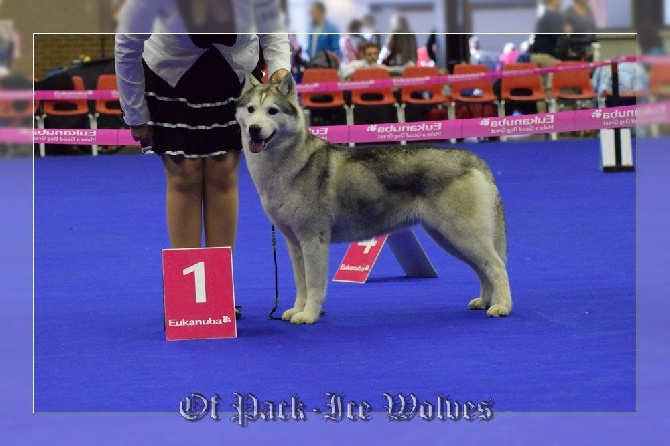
xmin=142 ymin=149 xmax=232 ymax=158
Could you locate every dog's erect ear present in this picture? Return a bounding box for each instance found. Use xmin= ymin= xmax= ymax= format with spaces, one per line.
xmin=277 ymin=73 xmax=297 ymax=97
xmin=241 ymin=72 xmax=261 ymax=95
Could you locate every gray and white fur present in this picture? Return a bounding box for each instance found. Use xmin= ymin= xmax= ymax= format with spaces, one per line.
xmin=236 ymin=74 xmax=512 ymax=324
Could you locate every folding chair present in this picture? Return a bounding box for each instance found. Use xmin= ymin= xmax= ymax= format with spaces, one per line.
xmin=449 ymin=64 xmax=499 ymax=142
xmin=350 ymin=67 xmax=402 ymax=125
xmin=649 ymin=62 xmax=670 ymax=100
xmin=549 ymin=62 xmax=599 ymax=138
xmin=400 ymin=65 xmax=450 ymax=123
xmin=42 ymin=75 xmax=95 ymax=156
xmin=91 ymin=74 xmax=124 ymax=154
xmin=550 ymin=62 xmax=598 ymax=110
xmin=0 ymin=96 xmax=35 ymax=126
xmin=0 ymin=77 xmax=36 ymax=128
xmin=500 ymin=63 xmax=550 ymax=140
xmin=648 ymin=62 xmax=670 ymax=136
xmin=300 ymin=68 xmax=350 ymax=126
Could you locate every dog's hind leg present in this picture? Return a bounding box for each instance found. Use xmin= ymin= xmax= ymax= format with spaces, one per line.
xmin=422 ymin=170 xmax=511 ymax=317
xmin=286 ymin=233 xmax=330 ymax=324
xmin=282 ymin=238 xmax=308 ymax=321
xmin=422 ymin=225 xmax=494 ymax=310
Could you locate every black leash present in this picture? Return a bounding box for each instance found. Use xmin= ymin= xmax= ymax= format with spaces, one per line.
xmin=266 ymin=224 xmax=325 ymax=320
xmin=269 ymin=224 xmax=283 ymax=320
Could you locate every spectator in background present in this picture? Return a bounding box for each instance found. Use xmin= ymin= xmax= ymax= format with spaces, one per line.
xmin=361 ymin=13 xmax=382 ymax=49
xmin=307 ymin=2 xmax=341 ymax=61
xmin=562 ymin=0 xmax=597 ymax=61
xmin=638 ymin=23 xmax=667 ymax=55
xmin=425 ymin=33 xmax=438 ymax=66
xmin=591 ymin=61 xmax=648 ymax=106
xmin=515 ymin=39 xmax=532 ymax=62
xmin=496 ymin=42 xmax=520 ymax=72
xmin=563 ymin=0 xmax=597 ymax=34
xmin=339 ymin=42 xmax=386 ymax=79
xmin=0 ymin=28 xmax=14 ymax=77
xmin=0 ymin=22 xmax=19 ymax=77
xmin=339 ymin=19 xmax=367 ymax=66
xmin=530 ymin=0 xmax=569 ymax=67
xmin=382 ymin=15 xmax=417 ymax=67
xmin=468 ymin=36 xmax=497 ymax=70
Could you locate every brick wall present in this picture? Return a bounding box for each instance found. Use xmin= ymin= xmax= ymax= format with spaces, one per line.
xmin=34 ymin=34 xmax=115 ymax=79
xmin=1 ymin=0 xmax=114 ymax=78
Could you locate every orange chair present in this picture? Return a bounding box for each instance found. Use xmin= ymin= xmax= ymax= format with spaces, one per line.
xmin=499 ymin=62 xmax=548 ymax=111
xmin=550 ymin=62 xmax=598 ymax=110
xmin=0 ymin=78 xmax=36 ymax=126
xmin=449 ymin=64 xmax=498 ymax=121
xmin=350 ymin=67 xmax=401 ymax=125
xmin=0 ymin=97 xmax=35 ymax=125
xmin=300 ymin=68 xmax=350 ymax=125
xmin=400 ymin=66 xmax=450 ymax=122
xmin=93 ymin=74 xmax=122 ymax=119
xmin=90 ymin=74 xmax=125 ymax=154
xmin=649 ymin=62 xmax=670 ymax=99
xmin=42 ymin=75 xmax=90 ymax=117
xmin=499 ymin=63 xmax=549 ymax=140
xmin=41 ymin=75 xmax=95 ymax=156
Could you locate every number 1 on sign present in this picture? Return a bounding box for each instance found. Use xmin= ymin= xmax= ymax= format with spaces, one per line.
xmin=183 ymin=261 xmax=206 ymax=303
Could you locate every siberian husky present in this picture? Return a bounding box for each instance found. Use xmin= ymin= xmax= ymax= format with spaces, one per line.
xmin=235 ymin=74 xmax=512 ymax=324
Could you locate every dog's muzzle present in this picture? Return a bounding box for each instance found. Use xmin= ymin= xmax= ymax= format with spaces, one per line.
xmin=248 ymin=130 xmax=276 ymax=153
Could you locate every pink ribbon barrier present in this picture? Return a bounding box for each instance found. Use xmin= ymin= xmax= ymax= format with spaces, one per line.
xmin=34 ymin=90 xmax=119 ymax=101
xmin=22 ymin=103 xmax=668 ymax=147
xmin=635 ymin=101 xmax=670 ymax=127
xmin=19 ymin=55 xmax=657 ymax=102
xmin=308 ymin=125 xmax=350 ymax=144
xmin=297 ymin=56 xmax=641 ymax=94
xmin=32 ymin=128 xmax=137 ymax=146
xmin=0 ymin=127 xmax=33 ymax=144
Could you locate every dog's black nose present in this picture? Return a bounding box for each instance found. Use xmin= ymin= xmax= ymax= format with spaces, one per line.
xmin=249 ymin=125 xmax=262 ymax=138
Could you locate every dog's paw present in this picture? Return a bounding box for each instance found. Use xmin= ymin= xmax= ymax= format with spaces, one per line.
xmin=289 ymin=311 xmax=320 ymax=325
xmin=468 ymin=297 xmax=489 ymax=310
xmin=281 ymin=308 xmax=301 ymax=321
xmin=487 ymin=304 xmax=511 ymax=317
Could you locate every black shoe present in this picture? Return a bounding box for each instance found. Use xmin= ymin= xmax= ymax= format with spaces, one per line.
xmin=235 ymin=306 xmax=241 ymax=320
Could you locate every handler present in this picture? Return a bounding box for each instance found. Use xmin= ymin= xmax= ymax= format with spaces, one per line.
xmin=115 ymin=0 xmax=291 ymax=250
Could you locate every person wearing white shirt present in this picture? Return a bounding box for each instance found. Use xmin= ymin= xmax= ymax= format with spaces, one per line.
xmin=115 ymin=0 xmax=291 ymax=251
xmin=339 ymin=43 xmax=387 ymax=80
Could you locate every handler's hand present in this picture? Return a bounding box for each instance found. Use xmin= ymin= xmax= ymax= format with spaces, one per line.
xmin=130 ymin=124 xmax=154 ymax=148
xmin=269 ymin=68 xmax=290 ymax=84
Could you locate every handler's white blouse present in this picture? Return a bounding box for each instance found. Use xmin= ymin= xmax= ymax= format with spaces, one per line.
xmin=115 ymin=0 xmax=291 ymax=126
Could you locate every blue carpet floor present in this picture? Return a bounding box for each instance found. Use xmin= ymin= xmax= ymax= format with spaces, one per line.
xmin=34 ymin=138 xmax=635 ymax=413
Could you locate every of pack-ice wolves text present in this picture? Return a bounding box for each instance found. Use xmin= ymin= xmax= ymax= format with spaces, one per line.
xmin=236 ymin=74 xmax=512 ymax=324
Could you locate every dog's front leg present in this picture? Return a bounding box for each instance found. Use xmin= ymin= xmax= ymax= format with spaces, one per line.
xmin=282 ymin=239 xmax=307 ymax=321
xmin=287 ymin=234 xmax=329 ymax=324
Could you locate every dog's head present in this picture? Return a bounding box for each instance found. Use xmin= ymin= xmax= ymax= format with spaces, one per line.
xmin=236 ymin=73 xmax=302 ymax=154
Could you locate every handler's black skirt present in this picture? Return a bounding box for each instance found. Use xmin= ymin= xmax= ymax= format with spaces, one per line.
xmin=143 ymin=47 xmax=243 ymax=157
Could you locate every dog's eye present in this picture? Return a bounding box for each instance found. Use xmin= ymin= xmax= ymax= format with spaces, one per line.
xmin=267 ymin=107 xmax=279 ymax=115
xmin=247 ymin=106 xmax=255 ymax=113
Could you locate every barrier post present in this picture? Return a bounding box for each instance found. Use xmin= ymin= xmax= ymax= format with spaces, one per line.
xmin=600 ymin=60 xmax=634 ymax=172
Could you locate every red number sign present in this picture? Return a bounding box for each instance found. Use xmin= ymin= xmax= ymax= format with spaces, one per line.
xmin=162 ymin=247 xmax=237 ymax=341
xmin=333 ymin=235 xmax=388 ymax=283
